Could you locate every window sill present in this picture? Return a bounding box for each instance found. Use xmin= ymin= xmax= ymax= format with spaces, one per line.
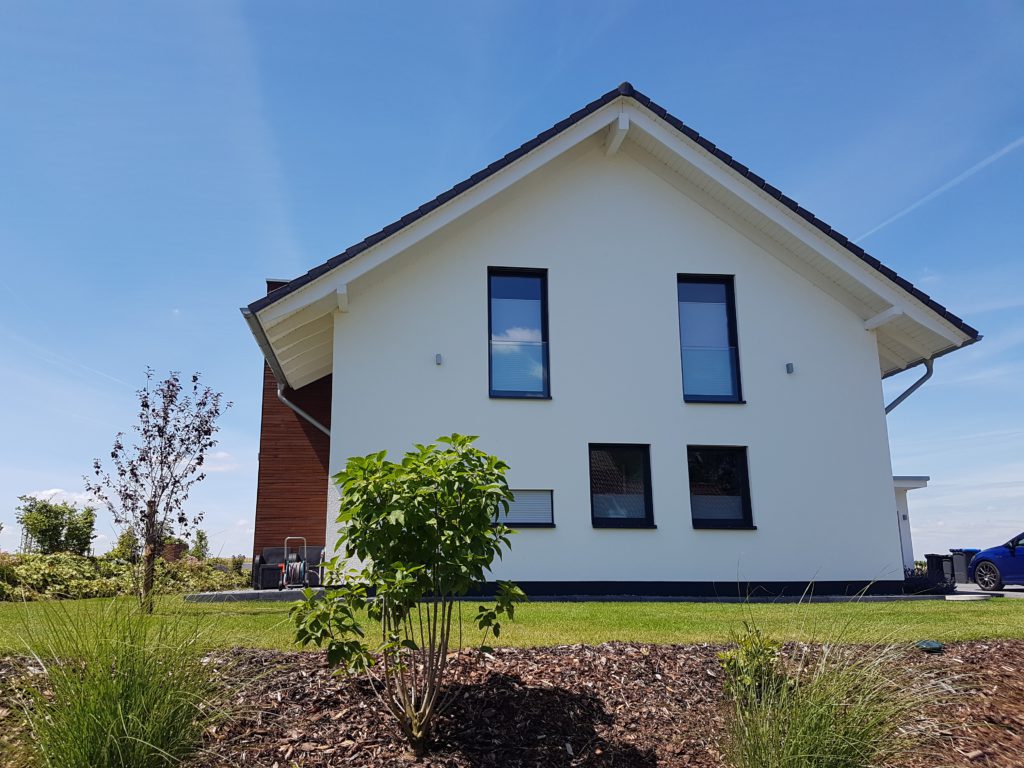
xmin=684 ymin=397 xmax=746 ymax=405
xmin=592 ymin=521 xmax=658 ymax=530
xmin=692 ymin=521 xmax=757 ymax=530
xmin=500 ymin=522 xmax=556 ymax=528
xmin=490 ymin=393 xmax=552 ymax=400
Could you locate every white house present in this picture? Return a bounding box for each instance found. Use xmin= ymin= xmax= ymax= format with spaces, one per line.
xmin=242 ymin=84 xmax=978 ymax=596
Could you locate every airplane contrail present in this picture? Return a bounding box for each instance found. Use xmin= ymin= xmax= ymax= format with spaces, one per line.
xmin=856 ymin=134 xmax=1024 ymax=242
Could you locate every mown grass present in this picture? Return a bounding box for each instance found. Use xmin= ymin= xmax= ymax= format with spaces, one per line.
xmin=1 ymin=596 xmax=1021 ymax=654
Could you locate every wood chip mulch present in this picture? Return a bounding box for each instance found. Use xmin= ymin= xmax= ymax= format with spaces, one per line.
xmin=905 ymin=640 xmax=1024 ymax=767
xmin=2 ymin=640 xmax=1022 ymax=767
xmin=200 ymin=643 xmax=726 ymax=768
xmin=195 ymin=640 xmax=1024 ymax=768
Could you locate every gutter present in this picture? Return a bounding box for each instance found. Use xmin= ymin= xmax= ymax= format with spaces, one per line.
xmin=240 ymin=307 xmax=331 ymax=437
xmin=884 ymin=358 xmax=933 ymax=415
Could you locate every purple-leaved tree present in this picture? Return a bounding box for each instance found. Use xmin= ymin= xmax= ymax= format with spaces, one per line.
xmin=86 ymin=369 xmax=230 ymax=610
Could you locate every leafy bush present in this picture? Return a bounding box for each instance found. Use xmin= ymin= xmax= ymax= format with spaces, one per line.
xmin=107 ymin=530 xmax=140 ymax=563
xmin=18 ymin=598 xmax=218 ymax=767
xmin=9 ymin=553 xmax=122 ymax=600
xmin=189 ymin=530 xmax=209 ymax=560
xmin=0 ymin=552 xmax=247 ymax=602
xmin=292 ymin=434 xmax=526 ymax=755
xmin=15 ymin=495 xmax=96 ymax=555
xmin=720 ymin=623 xmax=948 ymax=768
xmin=717 ymin=623 xmax=791 ymax=702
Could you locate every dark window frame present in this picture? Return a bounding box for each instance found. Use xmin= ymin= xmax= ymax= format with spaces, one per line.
xmin=498 ymin=489 xmax=556 ymax=528
xmin=687 ymin=445 xmax=755 ymax=530
xmin=488 ymin=266 xmax=551 ymax=399
xmin=677 ymin=274 xmax=744 ymax=404
xmin=588 ymin=443 xmax=656 ymax=529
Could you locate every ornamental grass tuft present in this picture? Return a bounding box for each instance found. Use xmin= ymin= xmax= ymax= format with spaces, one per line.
xmin=720 ymin=619 xmax=952 ymax=768
xmin=16 ymin=598 xmax=218 ymax=768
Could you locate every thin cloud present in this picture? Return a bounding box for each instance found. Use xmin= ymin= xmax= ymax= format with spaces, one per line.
xmin=856 ymin=134 xmax=1024 ymax=242
xmin=25 ymin=488 xmax=97 ymax=507
xmin=958 ymin=295 xmax=1024 ymax=315
xmin=205 ymin=450 xmax=240 ymax=473
xmin=0 ymin=326 xmax=131 ymax=389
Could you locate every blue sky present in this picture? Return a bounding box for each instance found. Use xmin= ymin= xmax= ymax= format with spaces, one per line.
xmin=1 ymin=2 xmax=1021 ymax=559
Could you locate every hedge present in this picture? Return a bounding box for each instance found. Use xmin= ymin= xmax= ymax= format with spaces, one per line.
xmin=0 ymin=552 xmax=248 ymax=601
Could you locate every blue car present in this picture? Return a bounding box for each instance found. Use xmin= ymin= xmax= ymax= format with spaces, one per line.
xmin=969 ymin=532 xmax=1024 ymax=591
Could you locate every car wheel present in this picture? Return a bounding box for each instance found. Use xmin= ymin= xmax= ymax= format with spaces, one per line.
xmin=974 ymin=561 xmax=1003 ymax=591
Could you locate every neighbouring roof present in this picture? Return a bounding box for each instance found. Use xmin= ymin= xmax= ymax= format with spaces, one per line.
xmin=244 ymin=83 xmax=980 ymax=389
xmin=893 ymin=476 xmax=930 ymax=491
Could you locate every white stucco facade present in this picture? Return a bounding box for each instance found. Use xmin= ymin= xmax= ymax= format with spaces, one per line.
xmin=321 ymin=137 xmax=906 ymax=586
xmin=246 ymin=89 xmax=979 ymax=593
xmin=893 ymin=476 xmax=929 ymax=571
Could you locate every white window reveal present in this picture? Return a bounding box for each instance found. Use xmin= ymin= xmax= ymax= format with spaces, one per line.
xmin=502 ymin=490 xmax=554 ymax=526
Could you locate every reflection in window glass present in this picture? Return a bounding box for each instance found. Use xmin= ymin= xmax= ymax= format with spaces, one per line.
xmin=489 ymin=269 xmax=548 ymax=396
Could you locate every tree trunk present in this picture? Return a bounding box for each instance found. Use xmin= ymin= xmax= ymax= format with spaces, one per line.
xmin=141 ymin=499 xmax=157 ymax=613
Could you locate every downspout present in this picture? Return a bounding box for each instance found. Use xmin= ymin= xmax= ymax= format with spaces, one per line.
xmin=240 ymin=307 xmax=331 ymax=437
xmin=884 ymin=358 xmax=933 ymax=415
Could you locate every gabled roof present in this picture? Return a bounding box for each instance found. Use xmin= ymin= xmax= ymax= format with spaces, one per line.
xmin=244 ymin=83 xmax=980 ymax=389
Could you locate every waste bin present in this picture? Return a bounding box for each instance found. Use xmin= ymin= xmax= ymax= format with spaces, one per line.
xmin=925 ymin=553 xmax=954 ymax=585
xmin=950 ymin=551 xmax=969 ymax=583
xmin=963 ymin=548 xmax=981 ymax=568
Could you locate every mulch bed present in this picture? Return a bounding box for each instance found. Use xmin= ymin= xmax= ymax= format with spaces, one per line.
xmin=196 ymin=640 xmax=1024 ymax=768
xmin=2 ymin=640 xmax=1022 ymax=767
xmin=907 ymin=641 xmax=1024 ymax=767
xmin=201 ymin=643 xmax=724 ymax=768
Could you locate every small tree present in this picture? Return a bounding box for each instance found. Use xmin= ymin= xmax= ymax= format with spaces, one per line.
xmin=190 ymin=530 xmax=210 ymax=560
xmin=85 ymin=369 xmax=229 ymax=610
xmin=291 ymin=434 xmax=526 ymax=755
xmin=108 ymin=529 xmax=141 ymax=562
xmin=15 ymin=495 xmax=96 ymax=555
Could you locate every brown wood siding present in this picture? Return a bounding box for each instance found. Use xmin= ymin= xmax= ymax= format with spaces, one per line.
xmin=253 ymin=364 xmax=332 ymax=557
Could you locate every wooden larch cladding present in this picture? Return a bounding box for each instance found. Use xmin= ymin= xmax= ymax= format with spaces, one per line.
xmin=252 ymin=280 xmax=332 ymax=559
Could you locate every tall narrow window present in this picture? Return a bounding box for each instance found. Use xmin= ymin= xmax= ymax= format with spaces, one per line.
xmin=678 ymin=275 xmax=742 ymax=402
xmin=488 ymin=268 xmax=549 ymax=398
xmin=687 ymin=446 xmax=754 ymax=529
xmin=589 ymin=444 xmax=655 ymax=528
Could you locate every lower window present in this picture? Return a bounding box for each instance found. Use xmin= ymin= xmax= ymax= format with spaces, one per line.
xmin=502 ymin=490 xmax=554 ymax=526
xmin=687 ymin=446 xmax=754 ymax=529
xmin=589 ymin=444 xmax=655 ymax=528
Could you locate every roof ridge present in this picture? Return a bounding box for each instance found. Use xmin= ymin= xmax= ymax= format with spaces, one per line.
xmin=247 ymin=84 xmax=979 ymax=345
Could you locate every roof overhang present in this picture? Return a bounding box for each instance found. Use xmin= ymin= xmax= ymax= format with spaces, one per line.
xmin=893 ymin=475 xmax=930 ymax=491
xmin=242 ymin=84 xmax=980 ymax=390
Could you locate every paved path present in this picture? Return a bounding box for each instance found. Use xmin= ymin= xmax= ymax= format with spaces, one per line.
xmin=184 ymin=583 xmax=1024 ymax=604
xmin=957 ymin=582 xmax=1024 ymax=599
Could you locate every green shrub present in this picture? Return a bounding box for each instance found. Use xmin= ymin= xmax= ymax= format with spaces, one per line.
xmin=15 ymin=495 xmax=97 ymax=556
xmin=0 ymin=552 xmax=20 ymax=601
xmin=0 ymin=553 xmax=247 ymax=602
xmin=720 ymin=624 xmax=947 ymax=768
xmin=718 ymin=622 xmax=792 ymax=702
xmin=189 ymin=530 xmax=209 ymax=560
xmin=292 ymin=434 xmax=525 ymax=755
xmin=17 ymin=599 xmax=218 ymax=767
xmin=107 ymin=530 xmax=140 ymax=563
xmin=12 ymin=554 xmax=121 ymax=600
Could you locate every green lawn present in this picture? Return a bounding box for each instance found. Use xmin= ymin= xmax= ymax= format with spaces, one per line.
xmin=0 ymin=596 xmax=1021 ymax=654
